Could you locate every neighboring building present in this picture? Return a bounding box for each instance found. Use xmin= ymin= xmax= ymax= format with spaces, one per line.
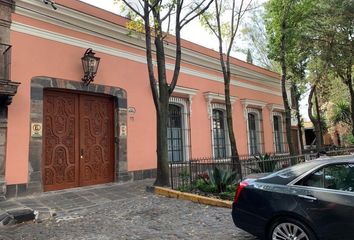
xmin=302 ymin=121 xmax=335 ymax=150
xmin=1 ymin=0 xmax=293 ymax=197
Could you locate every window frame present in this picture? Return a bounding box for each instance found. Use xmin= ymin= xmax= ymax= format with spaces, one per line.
xmin=212 ymin=108 xmax=228 ymax=159
xmin=168 ymin=97 xmax=191 ymax=162
xmin=246 ymin=108 xmax=263 ymax=155
xmin=272 ymin=113 xmax=285 ymax=153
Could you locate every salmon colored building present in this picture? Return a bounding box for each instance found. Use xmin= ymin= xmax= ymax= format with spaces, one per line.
xmin=0 ymin=0 xmax=297 ymax=198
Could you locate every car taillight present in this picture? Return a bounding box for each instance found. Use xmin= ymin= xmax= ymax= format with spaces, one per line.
xmin=234 ymin=181 xmax=248 ymax=203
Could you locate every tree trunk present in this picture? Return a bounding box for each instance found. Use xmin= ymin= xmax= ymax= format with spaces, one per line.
xmin=154 ymin=92 xmax=170 ymax=186
xmin=292 ymin=84 xmax=304 ymax=152
xmin=314 ymin=89 xmax=323 ymax=148
xmin=347 ymin=75 xmax=354 ymax=137
xmin=153 ymin=24 xmax=171 ymax=186
xmin=308 ymin=85 xmax=322 ymax=154
xmin=280 ymin=19 xmax=295 ymax=155
xmin=224 ymin=76 xmax=242 ymax=176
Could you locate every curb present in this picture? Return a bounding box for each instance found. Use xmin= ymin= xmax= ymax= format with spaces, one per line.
xmin=152 ymin=186 xmax=232 ymax=208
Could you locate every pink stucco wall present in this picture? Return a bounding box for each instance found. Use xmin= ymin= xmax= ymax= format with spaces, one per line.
xmin=6 ymin=1 xmax=283 ymax=185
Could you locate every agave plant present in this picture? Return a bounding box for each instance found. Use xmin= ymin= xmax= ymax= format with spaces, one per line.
xmin=207 ymin=167 xmax=238 ymax=193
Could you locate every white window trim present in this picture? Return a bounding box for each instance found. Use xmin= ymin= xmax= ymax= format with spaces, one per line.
xmin=210 ymin=105 xmax=232 ymax=158
xmin=241 ymin=99 xmax=267 ymax=120
xmin=172 ymin=86 xmax=198 ymax=115
xmin=204 ymin=92 xmax=237 ymax=119
xmin=169 ymin=97 xmax=190 ymax=162
xmin=204 ymin=92 xmax=237 ymax=158
xmin=268 ymin=104 xmax=286 ymax=153
xmin=246 ymin=108 xmax=263 ymax=155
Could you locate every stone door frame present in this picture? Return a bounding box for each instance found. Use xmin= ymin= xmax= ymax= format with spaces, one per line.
xmin=28 ymin=77 xmax=127 ymax=193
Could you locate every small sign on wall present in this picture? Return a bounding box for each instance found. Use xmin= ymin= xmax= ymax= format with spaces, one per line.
xmin=120 ymin=124 xmax=127 ymax=137
xmin=31 ymin=123 xmax=42 ymax=138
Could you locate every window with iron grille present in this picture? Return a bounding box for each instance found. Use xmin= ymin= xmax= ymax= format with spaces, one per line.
xmin=246 ymin=108 xmax=264 ymax=155
xmin=272 ymin=112 xmax=288 ymax=153
xmin=273 ymin=115 xmax=282 ymax=152
xmin=212 ymin=109 xmax=227 ymax=158
xmin=168 ymin=104 xmax=183 ymax=162
xmin=167 ymin=98 xmax=191 ymax=162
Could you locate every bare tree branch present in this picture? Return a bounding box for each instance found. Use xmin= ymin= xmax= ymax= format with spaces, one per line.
xmin=180 ymin=0 xmax=213 ymax=29
xmin=121 ymin=0 xmax=144 ymax=18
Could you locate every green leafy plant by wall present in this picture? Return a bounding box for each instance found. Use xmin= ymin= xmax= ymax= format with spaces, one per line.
xmin=207 ymin=167 xmax=238 ymax=193
xmin=252 ymin=153 xmax=277 ymax=173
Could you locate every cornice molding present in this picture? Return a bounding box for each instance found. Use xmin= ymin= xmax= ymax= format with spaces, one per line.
xmin=173 ymin=86 xmax=198 ymax=96
xmin=241 ymin=99 xmax=267 ymax=109
xmin=11 ymin=22 xmax=282 ymax=98
xmin=14 ymin=0 xmax=281 ymax=90
xmin=171 ymin=86 xmax=198 ymax=115
xmin=267 ymin=103 xmax=285 ymax=112
xmin=204 ymin=92 xmax=237 ymax=119
xmin=204 ymin=92 xmax=237 ymax=104
xmin=0 ymin=0 xmax=14 ymax=7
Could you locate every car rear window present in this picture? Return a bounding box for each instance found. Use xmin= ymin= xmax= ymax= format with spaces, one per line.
xmin=256 ymin=161 xmax=322 ymax=185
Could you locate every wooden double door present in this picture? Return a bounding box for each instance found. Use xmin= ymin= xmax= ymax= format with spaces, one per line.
xmin=43 ymin=89 xmax=115 ymax=191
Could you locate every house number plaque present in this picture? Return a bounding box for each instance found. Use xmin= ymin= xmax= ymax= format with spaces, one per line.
xmin=120 ymin=124 xmax=127 ymax=137
xmin=31 ymin=123 xmax=42 ymax=138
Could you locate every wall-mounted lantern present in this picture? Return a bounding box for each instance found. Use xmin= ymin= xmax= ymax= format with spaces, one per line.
xmin=81 ymin=48 xmax=100 ymax=85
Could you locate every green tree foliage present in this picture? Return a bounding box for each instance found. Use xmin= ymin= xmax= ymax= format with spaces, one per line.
xmin=246 ymin=48 xmax=253 ymax=63
xmin=308 ymin=0 xmax=354 ymax=137
xmin=265 ymin=0 xmax=315 ymax=154
xmin=331 ymin=101 xmax=352 ymax=126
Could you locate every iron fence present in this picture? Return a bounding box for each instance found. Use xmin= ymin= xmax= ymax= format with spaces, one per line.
xmin=169 ymin=147 xmax=354 ymax=190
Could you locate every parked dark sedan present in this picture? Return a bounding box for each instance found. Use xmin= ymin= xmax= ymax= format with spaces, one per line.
xmin=232 ymin=156 xmax=354 ymax=240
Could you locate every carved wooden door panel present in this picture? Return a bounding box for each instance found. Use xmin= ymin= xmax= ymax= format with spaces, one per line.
xmin=79 ymin=94 xmax=114 ymax=186
xmin=43 ymin=90 xmax=114 ymax=191
xmin=43 ymin=90 xmax=80 ymax=191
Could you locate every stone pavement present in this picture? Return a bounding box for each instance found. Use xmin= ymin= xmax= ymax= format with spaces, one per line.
xmin=0 ymin=179 xmax=258 ymax=240
xmin=0 ymin=179 xmax=152 ymax=222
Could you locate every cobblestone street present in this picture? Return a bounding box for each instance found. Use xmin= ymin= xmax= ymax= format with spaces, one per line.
xmin=0 ymin=181 xmax=258 ymax=240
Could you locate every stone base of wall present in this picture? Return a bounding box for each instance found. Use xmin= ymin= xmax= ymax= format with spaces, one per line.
xmin=5 ymin=168 xmax=157 ymax=199
xmin=0 ymin=179 xmax=6 ymax=201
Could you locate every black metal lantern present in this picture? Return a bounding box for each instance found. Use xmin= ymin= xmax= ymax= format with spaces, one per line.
xmin=81 ymin=48 xmax=100 ymax=85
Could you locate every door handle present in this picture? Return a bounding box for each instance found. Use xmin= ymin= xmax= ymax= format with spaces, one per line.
xmin=298 ymin=194 xmax=317 ymax=201
xmin=80 ymin=149 xmax=84 ymax=159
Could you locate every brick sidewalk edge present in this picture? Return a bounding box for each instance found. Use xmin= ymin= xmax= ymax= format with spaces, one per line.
xmin=152 ymin=187 xmax=232 ymax=208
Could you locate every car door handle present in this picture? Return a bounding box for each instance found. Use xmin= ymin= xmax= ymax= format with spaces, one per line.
xmin=298 ymin=195 xmax=317 ymax=201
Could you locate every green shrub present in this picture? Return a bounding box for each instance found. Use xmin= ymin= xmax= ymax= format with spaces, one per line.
xmin=194 ymin=178 xmax=217 ymax=193
xmin=207 ymin=167 xmax=238 ymax=193
xmin=343 ymin=133 xmax=354 ymax=145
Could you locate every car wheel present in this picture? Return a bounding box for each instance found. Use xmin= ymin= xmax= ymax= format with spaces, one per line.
xmin=268 ymin=217 xmax=316 ymax=240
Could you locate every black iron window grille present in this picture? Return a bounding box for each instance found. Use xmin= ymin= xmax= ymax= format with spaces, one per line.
xmin=274 ymin=115 xmax=282 ymax=152
xmin=272 ymin=113 xmax=288 ymax=153
xmin=168 ymin=102 xmax=191 ymax=162
xmin=246 ymin=108 xmax=264 ymax=155
xmin=212 ymin=109 xmax=228 ymax=159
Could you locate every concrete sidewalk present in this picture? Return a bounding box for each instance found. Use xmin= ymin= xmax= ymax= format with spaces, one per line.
xmin=0 ymin=179 xmax=154 ymax=225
